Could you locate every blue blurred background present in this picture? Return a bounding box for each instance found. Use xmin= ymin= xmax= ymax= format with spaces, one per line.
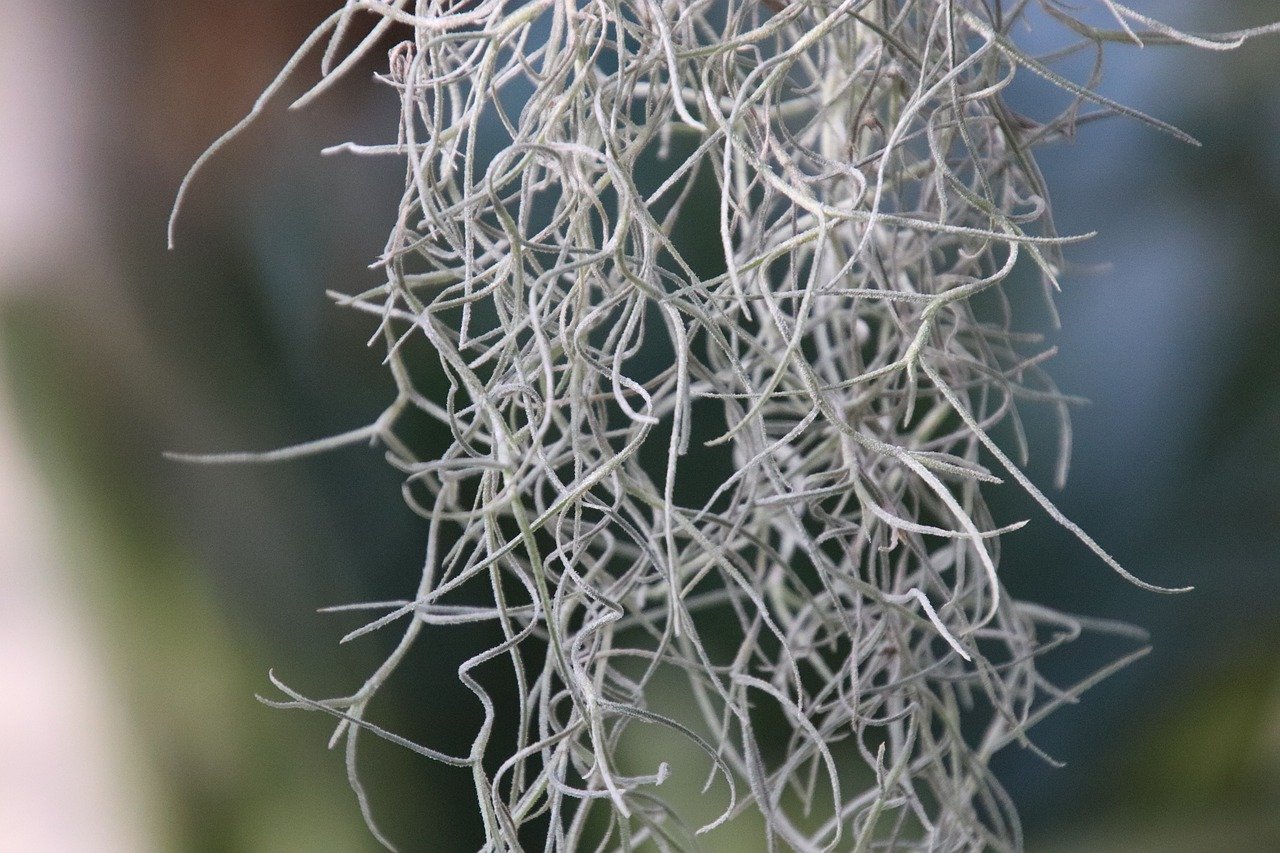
xmin=0 ymin=1 xmax=1277 ymax=850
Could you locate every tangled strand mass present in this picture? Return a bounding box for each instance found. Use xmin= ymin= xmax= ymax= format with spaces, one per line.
xmin=172 ymin=1 xmax=1276 ymax=850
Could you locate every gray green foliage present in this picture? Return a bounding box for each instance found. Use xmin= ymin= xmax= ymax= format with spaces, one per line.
xmin=170 ymin=2 xmax=1277 ymax=850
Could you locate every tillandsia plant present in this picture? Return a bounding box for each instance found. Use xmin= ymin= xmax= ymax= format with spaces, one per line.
xmin=170 ymin=1 xmax=1276 ymax=850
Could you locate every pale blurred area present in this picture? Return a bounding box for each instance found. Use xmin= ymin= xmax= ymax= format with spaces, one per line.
xmin=0 ymin=373 xmax=159 ymax=853
xmin=0 ymin=4 xmax=158 ymax=850
xmin=0 ymin=385 xmax=159 ymax=853
xmin=1 ymin=2 xmax=1278 ymax=851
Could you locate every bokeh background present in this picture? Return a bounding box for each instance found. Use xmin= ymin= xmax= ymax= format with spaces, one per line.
xmin=1 ymin=1 xmax=1277 ymax=850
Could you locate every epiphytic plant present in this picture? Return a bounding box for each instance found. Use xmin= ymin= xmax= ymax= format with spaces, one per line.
xmin=171 ymin=2 xmax=1276 ymax=850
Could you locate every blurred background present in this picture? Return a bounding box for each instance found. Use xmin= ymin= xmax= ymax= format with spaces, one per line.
xmin=1 ymin=1 xmax=1276 ymax=850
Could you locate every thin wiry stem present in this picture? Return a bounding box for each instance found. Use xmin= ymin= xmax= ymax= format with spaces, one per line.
xmin=171 ymin=2 xmax=1276 ymax=850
